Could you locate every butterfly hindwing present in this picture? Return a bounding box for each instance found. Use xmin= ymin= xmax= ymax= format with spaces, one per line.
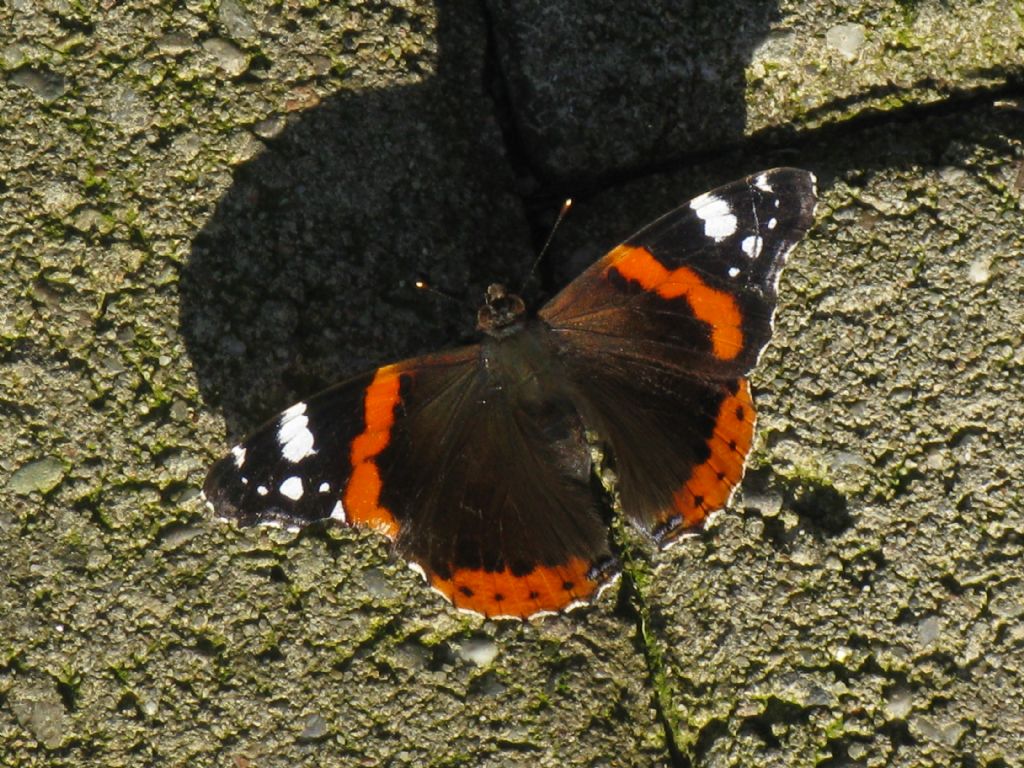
xmin=204 ymin=344 xmax=618 ymax=618
xmin=539 ymin=168 xmax=817 ymax=542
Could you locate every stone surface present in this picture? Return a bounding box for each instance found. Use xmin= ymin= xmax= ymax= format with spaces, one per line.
xmin=8 ymin=680 xmax=67 ymax=751
xmin=486 ymin=0 xmax=1022 ymax=180
xmin=8 ymin=457 xmax=65 ymax=495
xmin=0 ymin=0 xmax=1021 ymax=766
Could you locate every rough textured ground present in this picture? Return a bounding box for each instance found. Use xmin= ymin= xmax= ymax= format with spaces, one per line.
xmin=1 ymin=1 xmax=1022 ymax=766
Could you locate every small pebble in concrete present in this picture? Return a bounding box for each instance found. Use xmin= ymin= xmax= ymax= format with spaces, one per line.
xmin=298 ymin=713 xmax=327 ymax=742
xmin=968 ymin=254 xmax=991 ymax=285
xmin=0 ymin=43 xmax=27 ymax=69
xmin=10 ymin=67 xmax=65 ymax=101
xmin=219 ymin=0 xmax=257 ymax=42
xmin=202 ymin=38 xmax=249 ymax=77
xmin=9 ymin=456 xmax=65 ymax=495
xmin=9 ymin=683 xmax=67 ymax=750
xmin=826 ymin=23 xmax=867 ymax=61
xmin=456 ymin=637 xmax=498 ymax=667
xmin=155 ymin=32 xmax=192 ymax=55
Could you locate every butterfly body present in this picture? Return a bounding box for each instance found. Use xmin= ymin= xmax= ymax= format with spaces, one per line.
xmin=204 ymin=168 xmax=818 ymax=619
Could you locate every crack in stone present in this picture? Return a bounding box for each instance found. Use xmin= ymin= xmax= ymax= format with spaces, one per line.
xmin=610 ymin=514 xmax=690 ymax=768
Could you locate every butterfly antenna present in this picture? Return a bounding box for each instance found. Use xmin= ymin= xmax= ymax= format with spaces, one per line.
xmin=520 ymin=198 xmax=573 ymax=294
xmin=413 ymin=277 xmax=460 ymax=305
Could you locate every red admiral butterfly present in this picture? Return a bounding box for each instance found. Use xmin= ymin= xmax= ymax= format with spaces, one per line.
xmin=204 ymin=168 xmax=818 ymax=619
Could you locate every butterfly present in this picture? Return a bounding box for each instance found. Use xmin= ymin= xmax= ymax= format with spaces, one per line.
xmin=204 ymin=168 xmax=818 ymax=619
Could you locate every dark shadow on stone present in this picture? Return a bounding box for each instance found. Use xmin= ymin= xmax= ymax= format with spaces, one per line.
xmin=787 ymin=481 xmax=852 ymax=537
xmin=485 ymin=0 xmax=788 ymax=183
xmin=180 ymin=2 xmax=534 ymax=439
xmin=180 ymin=0 xmax=789 ymax=443
xmin=738 ymin=696 xmax=814 ymax=749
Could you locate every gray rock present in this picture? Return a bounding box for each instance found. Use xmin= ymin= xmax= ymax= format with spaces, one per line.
xmin=9 ymin=457 xmax=64 ymax=495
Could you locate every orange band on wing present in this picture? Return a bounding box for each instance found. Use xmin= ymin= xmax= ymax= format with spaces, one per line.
xmin=670 ymin=378 xmax=755 ymax=530
xmin=607 ymin=245 xmax=743 ymax=360
xmin=344 ymin=366 xmax=402 ymax=538
xmin=428 ymin=557 xmax=606 ymax=618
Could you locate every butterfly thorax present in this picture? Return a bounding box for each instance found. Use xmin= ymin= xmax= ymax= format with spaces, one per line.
xmin=477 ymin=283 xmax=527 ymax=339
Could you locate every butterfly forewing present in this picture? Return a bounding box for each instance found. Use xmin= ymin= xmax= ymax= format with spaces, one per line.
xmin=204 ymin=369 xmax=378 ymax=529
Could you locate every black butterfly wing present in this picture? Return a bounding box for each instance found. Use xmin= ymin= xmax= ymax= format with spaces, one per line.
xmin=204 ymin=345 xmax=617 ymax=618
xmin=540 ymin=168 xmax=817 ymax=543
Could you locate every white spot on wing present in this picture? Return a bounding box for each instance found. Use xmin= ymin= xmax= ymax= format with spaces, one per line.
xmin=279 ymin=476 xmax=303 ymax=500
xmin=256 ymin=485 xmax=268 ymax=496
xmin=690 ymin=191 xmax=712 ymax=208
xmin=318 ymin=481 xmax=331 ymax=493
xmin=282 ymin=401 xmax=307 ymax=419
xmin=277 ymin=401 xmax=316 ymax=462
xmin=690 ymin=194 xmax=737 ymax=241
xmin=768 ymin=217 xmax=778 ymax=229
xmin=329 ymin=500 xmax=346 ymax=523
xmin=755 ymin=173 xmax=774 ymax=192
xmin=728 ymin=266 xmax=741 ymax=278
xmin=741 ymin=235 xmax=763 ymax=259
xmin=231 ymin=445 xmax=247 ymax=468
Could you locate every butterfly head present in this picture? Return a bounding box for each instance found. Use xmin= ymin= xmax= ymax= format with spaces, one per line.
xmin=477 ymin=283 xmax=526 ymax=338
